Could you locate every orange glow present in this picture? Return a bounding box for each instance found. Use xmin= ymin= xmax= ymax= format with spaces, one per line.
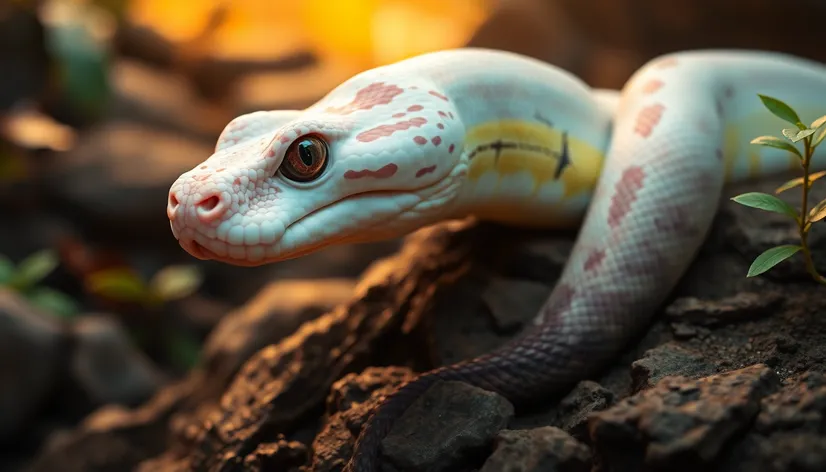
xmin=128 ymin=0 xmax=491 ymax=70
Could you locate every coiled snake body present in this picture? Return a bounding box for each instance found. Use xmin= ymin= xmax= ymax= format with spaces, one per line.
xmin=167 ymin=48 xmax=826 ymax=470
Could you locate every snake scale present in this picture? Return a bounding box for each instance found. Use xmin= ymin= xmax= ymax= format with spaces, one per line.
xmin=167 ymin=48 xmax=826 ymax=470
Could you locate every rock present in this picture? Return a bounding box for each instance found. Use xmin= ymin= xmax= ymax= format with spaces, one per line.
xmin=664 ymin=292 xmax=784 ymax=327
xmin=588 ymin=364 xmax=781 ymax=471
xmin=0 ymin=288 xmax=65 ymax=440
xmin=172 ymin=222 xmax=484 ymax=471
xmin=715 ymin=372 xmax=826 ymax=472
xmin=310 ymin=367 xmax=416 ymax=472
xmin=553 ymin=381 xmax=615 ymax=439
xmin=481 ymin=276 xmax=551 ymax=333
xmin=630 ymin=342 xmax=716 ymax=392
xmin=42 ymin=121 xmax=214 ymax=240
xmin=27 ymin=378 xmax=195 ymax=472
xmin=381 ymin=380 xmax=514 ymax=472
xmin=480 ymin=427 xmax=591 ymax=472
xmin=70 ymin=315 xmax=166 ymax=406
xmin=237 ymin=438 xmax=308 ymax=472
xmin=201 ymin=278 xmax=356 ymax=397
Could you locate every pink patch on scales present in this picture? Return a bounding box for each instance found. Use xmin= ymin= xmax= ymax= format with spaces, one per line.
xmin=344 ymin=163 xmax=398 ymax=180
xmin=357 ymin=117 xmax=428 ymax=143
xmin=325 ymin=82 xmax=404 ymax=115
xmin=634 ymin=104 xmax=665 ymax=138
xmin=607 ymin=166 xmax=646 ymax=228
xmin=416 ymin=165 xmax=436 ymax=178
xmin=640 ymin=79 xmax=664 ymax=94
xmin=429 ymin=90 xmax=449 ymax=101
xmin=583 ymin=249 xmax=606 ymax=272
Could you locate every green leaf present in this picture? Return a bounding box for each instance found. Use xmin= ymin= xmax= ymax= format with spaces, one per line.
xmin=810 ymin=198 xmax=826 ymax=223
xmin=149 ymin=265 xmax=203 ymax=302
xmin=782 ymin=127 xmax=817 ymax=143
xmin=758 ymin=94 xmax=803 ymax=127
xmin=747 ymin=245 xmax=802 ymax=277
xmin=14 ymin=250 xmax=59 ymax=289
xmin=26 ymin=287 xmax=80 ymax=319
xmin=85 ymin=268 xmax=148 ymax=303
xmin=0 ymin=255 xmax=14 ymax=285
xmin=751 ymin=135 xmax=802 ymax=158
xmin=813 ymin=119 xmax=826 ymax=148
xmin=731 ymin=192 xmax=798 ymax=219
xmin=775 ymin=170 xmax=826 ymax=193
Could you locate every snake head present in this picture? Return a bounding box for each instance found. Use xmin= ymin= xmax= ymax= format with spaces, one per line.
xmin=167 ymin=78 xmax=468 ymax=266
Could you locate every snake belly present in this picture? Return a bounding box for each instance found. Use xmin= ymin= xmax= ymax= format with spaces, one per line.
xmin=165 ymin=48 xmax=826 ymax=472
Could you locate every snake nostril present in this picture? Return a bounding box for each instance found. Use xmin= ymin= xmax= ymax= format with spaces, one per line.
xmin=167 ymin=191 xmax=180 ymax=219
xmin=194 ymin=194 xmax=226 ymax=223
xmin=198 ymin=196 xmax=220 ymax=212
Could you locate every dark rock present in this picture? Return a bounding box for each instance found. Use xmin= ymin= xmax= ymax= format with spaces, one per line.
xmin=554 ymin=381 xmax=615 ymax=439
xmin=670 ymin=322 xmax=698 ymax=340
xmin=176 ymin=222 xmax=486 ymax=471
xmin=201 ymin=278 xmax=356 ymax=400
xmin=716 ymin=372 xmax=826 ymax=472
xmin=381 ymin=380 xmax=514 ymax=472
xmin=28 ymin=379 xmax=195 ymax=472
xmin=240 ymin=439 xmax=308 ymax=472
xmin=481 ymin=276 xmax=551 ymax=333
xmin=588 ymin=364 xmax=781 ymax=471
xmin=310 ymin=367 xmax=416 ymax=472
xmin=664 ymin=292 xmax=784 ymax=327
xmin=630 ymin=342 xmax=716 ymax=392
xmin=0 ymin=288 xmax=65 ymax=440
xmin=480 ymin=427 xmax=591 ymax=472
xmin=70 ymin=315 xmax=166 ymax=406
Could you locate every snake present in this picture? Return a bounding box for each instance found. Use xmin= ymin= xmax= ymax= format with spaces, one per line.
xmin=166 ymin=48 xmax=826 ymax=470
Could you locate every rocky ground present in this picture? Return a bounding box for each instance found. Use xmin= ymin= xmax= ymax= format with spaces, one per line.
xmin=3 ymin=1 xmax=826 ymax=471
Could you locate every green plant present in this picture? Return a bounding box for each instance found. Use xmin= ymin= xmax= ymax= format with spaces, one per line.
xmin=85 ymin=264 xmax=203 ymax=308
xmin=731 ymin=94 xmax=826 ymax=283
xmin=0 ymin=249 xmax=80 ymax=318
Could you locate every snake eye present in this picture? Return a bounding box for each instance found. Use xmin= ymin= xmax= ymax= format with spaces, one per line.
xmin=279 ymin=135 xmax=329 ymax=182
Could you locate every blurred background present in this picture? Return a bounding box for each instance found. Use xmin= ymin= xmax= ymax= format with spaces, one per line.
xmin=0 ymin=0 xmax=824 ymax=470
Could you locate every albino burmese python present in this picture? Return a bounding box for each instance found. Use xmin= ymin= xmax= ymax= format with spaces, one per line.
xmin=167 ymin=48 xmax=826 ymax=470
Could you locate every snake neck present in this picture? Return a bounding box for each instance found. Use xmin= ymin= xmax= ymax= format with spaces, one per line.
xmin=410 ymin=49 xmax=615 ymax=229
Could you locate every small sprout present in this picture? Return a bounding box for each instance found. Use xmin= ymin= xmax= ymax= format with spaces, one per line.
xmin=775 ymin=170 xmax=826 ymax=194
xmin=809 ymin=198 xmax=826 ymax=223
xmin=782 ymin=127 xmax=817 ymax=143
xmin=0 ymin=255 xmax=14 ymax=285
xmin=149 ymin=265 xmax=203 ymax=303
xmin=0 ymin=249 xmax=79 ymax=318
xmin=27 ymin=287 xmax=80 ymax=319
xmin=758 ymin=94 xmax=805 ymax=129
xmin=734 ymin=94 xmax=826 ymax=284
xmin=747 ymin=245 xmax=802 ymax=277
xmin=86 ymin=268 xmax=149 ymax=303
xmin=730 ymin=192 xmax=798 ymax=219
xmin=12 ymin=249 xmax=59 ymax=291
xmin=85 ymin=264 xmax=203 ymax=307
xmin=750 ymin=135 xmax=802 ymax=158
xmin=813 ymin=115 xmax=826 ymax=147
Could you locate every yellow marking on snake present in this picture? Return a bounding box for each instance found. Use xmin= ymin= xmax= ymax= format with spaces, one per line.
xmin=464 ymin=120 xmax=605 ymax=198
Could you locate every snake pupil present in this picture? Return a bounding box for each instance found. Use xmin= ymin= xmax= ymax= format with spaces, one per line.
xmin=298 ymin=141 xmax=315 ymax=166
xmin=279 ymin=135 xmax=329 ymax=183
